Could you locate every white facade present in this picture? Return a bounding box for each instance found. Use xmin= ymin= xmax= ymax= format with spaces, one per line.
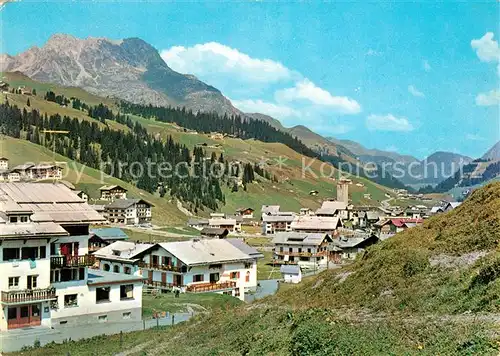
xmin=0 ymin=158 xmax=8 ymax=170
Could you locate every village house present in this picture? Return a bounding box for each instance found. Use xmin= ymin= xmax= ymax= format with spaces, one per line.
xmin=0 ymin=183 xmax=143 ymax=331
xmin=88 ymin=228 xmax=129 ymax=253
xmin=315 ymin=200 xmax=349 ymax=219
xmin=290 ymin=215 xmax=343 ymax=235
xmin=99 ymin=185 xmax=128 ymax=201
xmin=94 ymin=238 xmax=262 ymax=301
xmin=372 ymin=218 xmax=424 ymax=240
xmin=404 ymin=205 xmax=430 ymax=219
xmin=187 ymin=218 xmax=209 ymax=230
xmin=261 ymin=205 xmax=281 ymax=218
xmin=280 ymin=265 xmax=302 ymax=284
xmin=103 ymin=199 xmax=153 ymax=226
xmin=235 ymin=207 xmax=255 ymax=219
xmin=430 ymin=206 xmax=445 ymax=215
xmin=262 ymin=212 xmax=295 ymax=235
xmin=74 ymin=190 xmax=89 ymax=202
xmin=29 ymin=164 xmax=63 ymax=181
xmin=271 ymin=232 xmax=335 ymax=269
xmin=332 ymin=234 xmax=379 ymax=262
xmin=208 ymin=216 xmax=241 ymax=233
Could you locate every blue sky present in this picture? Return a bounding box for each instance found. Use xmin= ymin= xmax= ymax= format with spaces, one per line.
xmin=1 ymin=1 xmax=499 ymax=159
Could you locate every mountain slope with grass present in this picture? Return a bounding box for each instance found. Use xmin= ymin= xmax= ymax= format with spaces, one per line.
xmin=13 ymin=183 xmax=500 ymax=356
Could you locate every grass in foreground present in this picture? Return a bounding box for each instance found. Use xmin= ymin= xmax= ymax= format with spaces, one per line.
xmin=142 ymin=292 xmax=242 ymax=318
xmin=11 ymin=308 xmax=498 ymax=356
xmin=257 ymin=251 xmax=282 ymax=280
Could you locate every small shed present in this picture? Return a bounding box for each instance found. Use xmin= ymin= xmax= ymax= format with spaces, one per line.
xmin=280 ymin=265 xmax=302 ymax=284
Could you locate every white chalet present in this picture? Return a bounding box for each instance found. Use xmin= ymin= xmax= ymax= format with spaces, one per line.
xmin=104 ymin=199 xmax=153 ymax=225
xmin=0 ymin=183 xmax=143 ymax=331
xmin=95 ymin=238 xmax=263 ymax=301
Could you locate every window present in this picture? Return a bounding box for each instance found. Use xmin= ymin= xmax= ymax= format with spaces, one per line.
xmin=120 ymin=284 xmax=134 ymax=300
xmin=103 ymin=264 xmax=110 ymax=272
xmin=8 ymin=277 xmax=19 ymax=289
xmin=8 ymin=307 xmax=17 ymax=320
xmin=245 ymin=271 xmax=250 ymax=283
xmin=21 ymin=247 xmax=38 ymax=260
xmin=307 ymin=248 xmax=311 ymax=253
xmin=298 ymin=248 xmax=302 ymax=253
xmin=27 ymin=275 xmax=38 ymax=289
xmin=9 ymin=216 xmax=18 ymax=223
xmin=64 ymin=294 xmax=78 ymax=308
xmin=289 ymin=247 xmax=293 ymax=252
xmin=96 ymin=287 xmax=110 ymax=303
xmin=98 ymin=315 xmax=107 ymax=322
xmin=113 ymin=265 xmax=120 ymax=273
xmin=79 ymin=267 xmax=85 ymax=280
xmin=124 ymin=266 xmax=132 ymax=275
xmin=123 ymin=312 xmax=131 ymax=319
xmin=3 ymin=248 xmax=20 ymax=261
xmin=244 ymin=262 xmax=252 ymax=269
xmin=230 ymin=272 xmax=240 ymax=280
xmin=209 ymin=273 xmax=220 ymax=283
xmin=59 ymin=321 xmax=68 ymax=325
xmin=280 ymin=247 xmax=283 ymax=252
xmin=20 ymin=216 xmax=28 ymax=223
xmin=193 ymin=274 xmax=204 ymax=282
xmin=39 ymin=246 xmax=46 ymax=259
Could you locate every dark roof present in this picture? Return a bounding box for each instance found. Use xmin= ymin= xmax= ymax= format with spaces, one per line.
xmin=200 ymin=227 xmax=229 ymax=236
xmin=226 ymin=238 xmax=264 ymax=259
xmin=91 ymin=227 xmax=129 ymax=241
xmin=106 ymin=199 xmax=154 ymax=209
xmin=280 ymin=265 xmax=301 ymax=274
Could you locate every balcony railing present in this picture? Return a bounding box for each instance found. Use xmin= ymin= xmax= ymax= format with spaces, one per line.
xmin=138 ymin=262 xmax=183 ymax=273
xmin=271 ymin=259 xmax=299 ymax=265
xmin=186 ymin=281 xmax=236 ymax=293
xmin=51 ymin=255 xmax=95 ymax=268
xmin=144 ymin=280 xmax=176 ymax=289
xmin=274 ymin=250 xmax=327 ymax=257
xmin=1 ymin=287 xmax=56 ymax=304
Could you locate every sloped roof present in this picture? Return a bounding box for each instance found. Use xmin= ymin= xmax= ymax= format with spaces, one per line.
xmin=226 ymin=238 xmax=264 ymax=259
xmin=272 ymin=232 xmax=330 ymax=246
xmin=201 ymin=227 xmax=228 ymax=236
xmin=209 ymin=218 xmax=236 ymax=226
xmin=261 ymin=205 xmax=281 ymax=215
xmin=291 ymin=216 xmax=341 ymax=231
xmin=99 ymin=184 xmax=127 ymax=191
xmin=316 ymin=201 xmax=348 ymax=215
xmin=94 ymin=241 xmax=154 ymax=262
xmin=106 ymin=199 xmax=154 ymax=209
xmin=91 ymin=227 xmax=128 ymax=241
xmin=280 ymin=264 xmax=301 ymax=274
xmin=159 ymin=239 xmax=253 ymax=266
xmin=0 ymin=183 xmax=105 ymax=224
xmin=187 ymin=218 xmax=209 ymax=225
xmin=262 ymin=214 xmax=296 ymax=223
xmin=0 ymin=221 xmax=69 ymax=238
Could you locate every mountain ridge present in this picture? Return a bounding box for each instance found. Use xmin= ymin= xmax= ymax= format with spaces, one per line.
xmin=1 ymin=33 xmax=241 ymax=116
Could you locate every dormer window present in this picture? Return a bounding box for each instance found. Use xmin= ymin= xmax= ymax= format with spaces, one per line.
xmin=9 ymin=216 xmax=17 ymax=223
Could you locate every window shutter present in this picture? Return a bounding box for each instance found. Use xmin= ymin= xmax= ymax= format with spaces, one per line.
xmin=237 ymin=272 xmax=240 ymax=278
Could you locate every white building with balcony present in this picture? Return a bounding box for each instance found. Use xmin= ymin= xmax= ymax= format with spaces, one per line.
xmin=0 ymin=183 xmax=143 ymax=331
xmin=94 ymin=238 xmax=263 ymax=301
xmin=103 ymin=199 xmax=153 ymax=225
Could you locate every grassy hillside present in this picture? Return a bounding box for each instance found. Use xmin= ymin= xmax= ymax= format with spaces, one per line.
xmin=1 ymin=72 xmax=399 ymax=216
xmin=13 ymin=183 xmax=500 ymax=355
xmin=0 ymin=137 xmax=186 ymax=225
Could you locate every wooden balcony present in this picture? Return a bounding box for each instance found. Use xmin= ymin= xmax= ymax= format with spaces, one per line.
xmin=138 ymin=262 xmax=184 ymax=273
xmin=186 ymin=281 xmax=236 ymax=293
xmin=51 ymin=254 xmax=95 ymax=268
xmin=271 ymin=259 xmax=299 ymax=265
xmin=144 ymin=280 xmax=175 ymax=289
xmin=1 ymin=287 xmax=56 ymax=305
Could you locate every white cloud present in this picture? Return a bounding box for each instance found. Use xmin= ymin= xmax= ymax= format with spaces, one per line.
xmin=465 ymin=133 xmax=486 ymax=141
xmin=475 ymin=89 xmax=500 ymax=106
xmin=471 ymin=32 xmax=500 ymax=63
xmin=423 ymin=60 xmax=431 ymax=72
xmin=275 ymin=79 xmax=361 ymax=114
xmin=231 ymin=99 xmax=299 ymax=119
xmin=366 ymin=49 xmax=382 ymax=56
xmin=161 ymin=42 xmax=295 ymax=84
xmin=366 ymin=114 xmax=414 ymax=132
xmin=408 ymin=85 xmax=425 ymax=98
